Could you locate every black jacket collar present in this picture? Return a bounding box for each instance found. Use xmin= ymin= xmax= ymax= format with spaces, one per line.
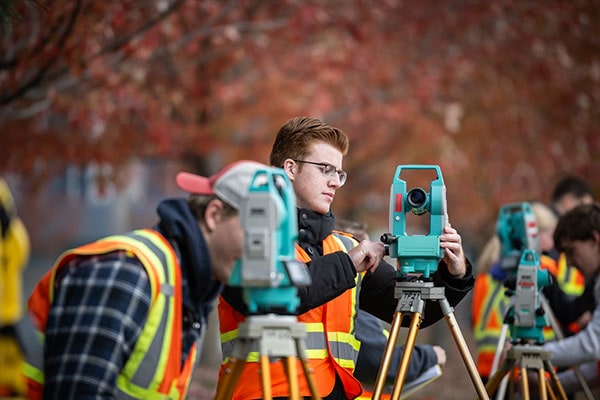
xmin=297 ymin=207 xmax=335 ymax=251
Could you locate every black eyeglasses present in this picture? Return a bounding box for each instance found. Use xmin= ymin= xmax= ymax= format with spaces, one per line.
xmin=293 ymin=160 xmax=347 ymax=186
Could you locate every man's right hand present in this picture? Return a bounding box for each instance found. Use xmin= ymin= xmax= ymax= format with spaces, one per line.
xmin=348 ymin=240 xmax=385 ymax=273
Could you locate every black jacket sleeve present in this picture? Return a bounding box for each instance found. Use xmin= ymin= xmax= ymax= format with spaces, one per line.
xmin=220 ymin=251 xmax=357 ymax=316
xmin=359 ymin=258 xmax=474 ymax=328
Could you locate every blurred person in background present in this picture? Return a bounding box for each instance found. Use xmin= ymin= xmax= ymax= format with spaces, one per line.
xmin=541 ymin=204 xmax=600 ymax=395
xmin=548 ymin=175 xmax=595 ymax=334
xmin=218 ymin=116 xmax=474 ymax=400
xmin=22 ymin=160 xmax=267 ymax=400
xmin=471 ymin=201 xmax=593 ymax=387
xmin=0 ymin=178 xmax=31 ymax=398
xmin=550 ymin=175 xmax=594 ymax=218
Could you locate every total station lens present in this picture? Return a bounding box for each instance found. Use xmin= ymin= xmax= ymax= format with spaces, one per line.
xmin=407 ymin=188 xmax=427 ymax=208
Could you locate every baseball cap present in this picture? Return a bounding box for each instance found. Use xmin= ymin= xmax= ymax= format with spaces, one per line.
xmin=176 ymin=160 xmax=266 ymax=211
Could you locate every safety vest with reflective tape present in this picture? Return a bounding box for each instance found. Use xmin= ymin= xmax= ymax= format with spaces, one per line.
xmin=218 ymin=231 xmax=363 ymax=399
xmin=471 ymin=255 xmax=557 ymax=378
xmin=556 ymin=252 xmax=586 ymax=297
xmin=23 ymin=229 xmax=198 ymax=400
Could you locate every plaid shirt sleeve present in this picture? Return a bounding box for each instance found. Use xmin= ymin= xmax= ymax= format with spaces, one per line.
xmin=43 ymin=251 xmax=152 ymax=400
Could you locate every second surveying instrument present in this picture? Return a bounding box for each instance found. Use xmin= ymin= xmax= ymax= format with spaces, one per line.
xmin=486 ymin=202 xmax=593 ymax=400
xmin=374 ymin=165 xmax=489 ymax=400
xmin=214 ymin=167 xmax=319 ymax=400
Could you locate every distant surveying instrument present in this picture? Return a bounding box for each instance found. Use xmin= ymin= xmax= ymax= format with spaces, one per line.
xmin=486 ymin=202 xmax=572 ymax=400
xmin=374 ymin=165 xmax=489 ymax=400
xmin=215 ymin=167 xmax=320 ymax=400
xmin=496 ymin=202 xmax=550 ymax=344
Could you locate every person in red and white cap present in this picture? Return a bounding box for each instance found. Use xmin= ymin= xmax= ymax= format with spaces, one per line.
xmin=23 ymin=160 xmax=266 ymax=400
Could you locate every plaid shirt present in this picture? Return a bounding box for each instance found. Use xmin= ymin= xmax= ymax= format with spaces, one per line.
xmin=43 ymin=250 xmax=201 ymax=399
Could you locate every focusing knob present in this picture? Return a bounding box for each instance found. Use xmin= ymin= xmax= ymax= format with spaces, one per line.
xmin=380 ymin=233 xmax=396 ymax=244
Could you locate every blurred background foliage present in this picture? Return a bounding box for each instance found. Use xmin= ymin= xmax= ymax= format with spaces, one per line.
xmin=1 ymin=0 xmax=599 ymax=255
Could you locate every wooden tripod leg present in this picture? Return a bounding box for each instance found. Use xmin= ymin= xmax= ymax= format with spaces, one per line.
xmin=389 ymin=312 xmax=421 ymax=400
xmin=214 ymin=357 xmax=247 ymax=400
xmin=283 ymin=356 xmax=300 ymax=400
xmin=546 ymin=382 xmax=559 ymax=400
xmin=544 ymin=360 xmax=568 ymax=400
xmin=440 ymin=299 xmax=489 ymax=400
xmin=260 ymin=355 xmax=273 ymax=400
xmin=297 ymin=350 xmax=321 ymax=400
xmin=520 ymin=366 xmax=531 ymax=400
xmin=485 ymin=361 xmax=512 ymax=398
xmin=372 ymin=310 xmax=404 ymax=400
xmin=537 ymin=367 xmax=548 ymax=400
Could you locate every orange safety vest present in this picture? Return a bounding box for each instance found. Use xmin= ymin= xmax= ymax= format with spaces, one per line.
xmin=218 ymin=231 xmax=363 ymax=399
xmin=23 ymin=229 xmax=198 ymax=400
xmin=472 ymin=255 xmax=557 ymax=379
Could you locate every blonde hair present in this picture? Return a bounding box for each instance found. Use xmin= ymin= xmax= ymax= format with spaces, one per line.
xmin=475 ymin=235 xmax=500 ymax=276
xmin=530 ymin=201 xmax=557 ymax=234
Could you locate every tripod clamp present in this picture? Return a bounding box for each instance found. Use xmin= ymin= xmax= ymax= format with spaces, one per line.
xmin=215 ymin=314 xmax=321 ymax=400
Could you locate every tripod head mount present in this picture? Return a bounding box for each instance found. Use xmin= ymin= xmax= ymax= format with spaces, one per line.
xmin=381 ymin=165 xmax=448 ymax=279
xmin=228 ymin=167 xmax=310 ymax=314
xmin=496 ymin=202 xmax=551 ymax=344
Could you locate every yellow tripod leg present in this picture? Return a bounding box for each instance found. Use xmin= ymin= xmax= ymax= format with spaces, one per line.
xmin=390 ymin=312 xmax=421 ymax=400
xmin=260 ymin=355 xmax=273 ymax=400
xmin=214 ymin=357 xmax=247 ymax=400
xmin=372 ymin=310 xmax=404 ymax=400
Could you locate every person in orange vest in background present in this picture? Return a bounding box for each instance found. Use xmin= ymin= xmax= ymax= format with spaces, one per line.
xmin=0 ymin=178 xmax=31 ymax=398
xmin=472 ymin=201 xmax=595 ymax=385
xmin=22 ymin=160 xmax=268 ymax=400
xmin=334 ymin=218 xmax=447 ymax=400
xmin=218 ymin=116 xmax=474 ymax=399
xmin=542 ymin=204 xmax=600 ymax=395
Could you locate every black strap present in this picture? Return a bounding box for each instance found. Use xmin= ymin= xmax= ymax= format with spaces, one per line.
xmin=0 ymin=203 xmax=10 ymax=239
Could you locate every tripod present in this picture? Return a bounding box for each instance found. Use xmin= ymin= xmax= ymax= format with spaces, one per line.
xmin=214 ymin=314 xmax=321 ymax=400
xmin=486 ymin=344 xmax=567 ymax=400
xmin=371 ymin=280 xmax=489 ymax=400
xmin=489 ymin=296 xmax=596 ymax=400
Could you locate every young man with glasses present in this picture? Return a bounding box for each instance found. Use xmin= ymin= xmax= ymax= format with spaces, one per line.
xmin=217 ymin=116 xmax=474 ymax=399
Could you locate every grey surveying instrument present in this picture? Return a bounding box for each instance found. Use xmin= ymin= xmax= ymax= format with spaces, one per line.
xmin=374 ymin=165 xmax=489 ymax=400
xmin=487 ymin=202 xmax=594 ymax=400
xmin=214 ymin=167 xmax=320 ymax=400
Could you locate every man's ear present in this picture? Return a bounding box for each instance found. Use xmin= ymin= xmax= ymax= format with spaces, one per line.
xmin=592 ymin=230 xmax=600 ymax=245
xmin=203 ymin=199 xmax=223 ymax=232
xmin=282 ymin=159 xmax=296 ymax=182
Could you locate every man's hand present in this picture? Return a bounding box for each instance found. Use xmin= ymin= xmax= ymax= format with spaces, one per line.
xmin=439 ymin=225 xmax=467 ymax=278
xmin=348 ymin=240 xmax=385 ymax=273
xmin=432 ymin=345 xmax=447 ymax=366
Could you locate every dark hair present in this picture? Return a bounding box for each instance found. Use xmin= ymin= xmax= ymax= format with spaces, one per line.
xmin=269 ymin=117 xmax=349 ymax=168
xmin=551 ymin=176 xmax=593 ymax=203
xmin=553 ymin=203 xmax=600 ymax=252
xmin=187 ymin=194 xmax=237 ymax=221
xmin=335 ymin=218 xmax=369 ymax=241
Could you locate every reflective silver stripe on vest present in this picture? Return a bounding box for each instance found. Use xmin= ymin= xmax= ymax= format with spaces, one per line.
xmin=110 ymin=231 xmax=176 ymax=396
xmin=329 ymin=339 xmax=359 ymax=366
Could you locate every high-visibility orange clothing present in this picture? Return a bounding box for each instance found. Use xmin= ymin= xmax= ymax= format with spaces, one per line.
xmin=24 ymin=229 xmax=197 ymax=400
xmin=218 ymin=232 xmax=363 ymax=399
